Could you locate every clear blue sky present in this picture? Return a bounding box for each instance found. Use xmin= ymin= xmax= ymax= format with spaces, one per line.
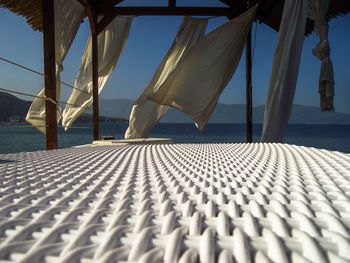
xmin=0 ymin=1 xmax=349 ymax=113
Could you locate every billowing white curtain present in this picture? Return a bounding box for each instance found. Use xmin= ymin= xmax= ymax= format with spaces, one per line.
xmin=125 ymin=17 xmax=208 ymax=139
xmin=261 ymin=0 xmax=308 ymax=142
xmin=148 ymin=6 xmax=257 ymax=131
xmin=308 ymin=0 xmax=334 ymax=111
xmin=25 ymin=0 xmax=84 ymax=134
xmin=61 ymin=17 xmax=132 ymax=131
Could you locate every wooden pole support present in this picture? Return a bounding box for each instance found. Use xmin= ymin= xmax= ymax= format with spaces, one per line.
xmin=246 ymin=30 xmax=253 ymax=143
xmin=92 ymin=8 xmax=99 ymax=141
xmin=43 ymin=0 xmax=58 ymax=150
xmin=169 ymin=0 xmax=176 ymax=8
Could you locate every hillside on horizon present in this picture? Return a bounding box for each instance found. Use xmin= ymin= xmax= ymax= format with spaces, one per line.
xmin=1 ymin=92 xmax=350 ymax=124
xmin=0 ymin=92 xmax=126 ymax=123
xmin=0 ymin=91 xmax=32 ymax=122
xmin=99 ymin=98 xmax=350 ymax=124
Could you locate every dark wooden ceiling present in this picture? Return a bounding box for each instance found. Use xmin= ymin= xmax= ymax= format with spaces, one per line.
xmin=1 ymin=0 xmax=350 ymax=34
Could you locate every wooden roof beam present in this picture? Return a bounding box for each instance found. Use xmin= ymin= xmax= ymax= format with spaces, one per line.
xmin=257 ymin=0 xmax=279 ymax=22
xmin=98 ymin=6 xmax=241 ymax=17
xmin=43 ymin=0 xmax=58 ymax=150
xmin=99 ymin=0 xmax=124 ymax=9
xmin=219 ymin=0 xmax=235 ymax=7
xmin=94 ymin=0 xmax=125 ymax=34
xmin=169 ymin=0 xmax=176 ymax=8
xmin=220 ymin=0 xmax=247 ymax=9
xmin=79 ymin=0 xmax=97 ymax=34
xmin=97 ymin=12 xmax=118 ymax=34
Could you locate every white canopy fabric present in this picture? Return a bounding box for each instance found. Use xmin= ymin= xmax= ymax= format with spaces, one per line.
xmin=308 ymin=0 xmax=335 ymax=111
xmin=25 ymin=0 xmax=84 ymax=134
xmin=148 ymin=6 xmax=257 ymax=131
xmin=261 ymin=0 xmax=308 ymax=143
xmin=125 ymin=17 xmax=208 ymax=139
xmin=62 ymin=17 xmax=132 ymax=131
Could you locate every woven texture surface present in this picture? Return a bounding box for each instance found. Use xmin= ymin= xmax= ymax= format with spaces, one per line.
xmin=0 ymin=143 xmax=349 ymax=262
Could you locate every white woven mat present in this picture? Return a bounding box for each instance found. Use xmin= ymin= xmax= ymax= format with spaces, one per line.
xmin=0 ymin=143 xmax=349 ymax=262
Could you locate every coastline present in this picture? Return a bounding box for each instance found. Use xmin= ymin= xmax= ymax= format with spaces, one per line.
xmin=1 ymin=123 xmax=350 ymax=154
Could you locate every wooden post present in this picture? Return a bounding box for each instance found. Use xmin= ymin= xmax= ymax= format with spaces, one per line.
xmin=43 ymin=0 xmax=58 ymax=150
xmin=92 ymin=9 xmax=99 ymax=141
xmin=169 ymin=0 xmax=176 ymax=8
xmin=246 ymin=29 xmax=253 ymax=143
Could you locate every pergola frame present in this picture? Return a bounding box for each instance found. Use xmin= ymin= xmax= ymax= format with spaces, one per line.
xmin=43 ymin=0 xmax=58 ymax=150
xmin=43 ymin=0 xmax=255 ymax=149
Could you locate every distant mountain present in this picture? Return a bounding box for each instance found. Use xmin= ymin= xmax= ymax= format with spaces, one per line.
xmin=1 ymin=92 xmax=349 ymax=124
xmin=0 ymin=92 xmax=126 ymax=123
xmin=76 ymin=113 xmax=127 ymax=123
xmin=99 ymin=98 xmax=134 ymax=120
xmin=0 ymin=91 xmax=32 ymax=122
xmin=100 ymin=98 xmax=350 ymax=124
xmin=284 ymin=104 xmax=350 ymax=124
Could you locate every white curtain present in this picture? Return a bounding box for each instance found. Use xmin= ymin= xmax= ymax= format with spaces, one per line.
xmin=125 ymin=17 xmax=208 ymax=139
xmin=261 ymin=0 xmax=308 ymax=142
xmin=62 ymin=17 xmax=132 ymax=131
xmin=148 ymin=6 xmax=257 ymax=131
xmin=308 ymin=0 xmax=334 ymax=111
xmin=25 ymin=0 xmax=84 ymax=134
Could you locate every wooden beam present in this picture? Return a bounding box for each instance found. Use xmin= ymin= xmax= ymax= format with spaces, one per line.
xmin=219 ymin=0 xmax=234 ymax=7
xmin=81 ymin=0 xmax=97 ymax=34
xmin=80 ymin=1 xmax=99 ymax=140
xmin=99 ymin=0 xmax=124 ymax=8
xmin=169 ymin=0 xmax=176 ymax=8
xmin=257 ymin=0 xmax=278 ymax=22
xmin=96 ymin=0 xmax=125 ymax=34
xmin=43 ymin=0 xmax=58 ymax=150
xmin=97 ymin=12 xmax=118 ymax=35
xmin=92 ymin=8 xmax=99 ymax=141
xmin=98 ymin=6 xmax=241 ymax=17
xmin=245 ymin=0 xmax=254 ymax=143
xmin=221 ymin=0 xmax=247 ymax=12
xmin=246 ymin=29 xmax=253 ymax=143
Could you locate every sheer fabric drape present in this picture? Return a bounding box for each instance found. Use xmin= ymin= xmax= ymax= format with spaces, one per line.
xmin=308 ymin=0 xmax=334 ymax=111
xmin=62 ymin=17 xmax=132 ymax=131
xmin=261 ymin=0 xmax=308 ymax=142
xmin=148 ymin=6 xmax=257 ymax=131
xmin=25 ymin=0 xmax=84 ymax=134
xmin=125 ymin=17 xmax=208 ymax=139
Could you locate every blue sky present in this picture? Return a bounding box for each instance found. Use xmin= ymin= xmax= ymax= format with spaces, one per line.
xmin=0 ymin=1 xmax=349 ymax=113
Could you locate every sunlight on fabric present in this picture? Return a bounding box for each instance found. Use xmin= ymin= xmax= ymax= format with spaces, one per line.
xmin=125 ymin=16 xmax=208 ymax=139
xmin=25 ymin=0 xmax=84 ymax=134
xmin=261 ymin=0 xmax=308 ymax=142
xmin=149 ymin=6 xmax=257 ymax=132
xmin=62 ymin=17 xmax=132 ymax=131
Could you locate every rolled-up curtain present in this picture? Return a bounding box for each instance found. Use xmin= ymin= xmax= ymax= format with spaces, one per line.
xmin=148 ymin=6 xmax=257 ymax=131
xmin=261 ymin=0 xmax=308 ymax=143
xmin=125 ymin=17 xmax=208 ymax=139
xmin=61 ymin=17 xmax=132 ymax=131
xmin=308 ymin=0 xmax=334 ymax=111
xmin=25 ymin=0 xmax=84 ymax=134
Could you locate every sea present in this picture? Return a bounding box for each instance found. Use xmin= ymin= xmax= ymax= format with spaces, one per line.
xmin=0 ymin=123 xmax=350 ymax=154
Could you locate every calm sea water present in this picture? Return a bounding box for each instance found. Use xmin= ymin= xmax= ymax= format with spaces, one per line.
xmin=0 ymin=123 xmax=350 ymax=154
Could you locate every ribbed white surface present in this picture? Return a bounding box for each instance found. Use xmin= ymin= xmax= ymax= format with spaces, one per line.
xmin=0 ymin=143 xmax=349 ymax=262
